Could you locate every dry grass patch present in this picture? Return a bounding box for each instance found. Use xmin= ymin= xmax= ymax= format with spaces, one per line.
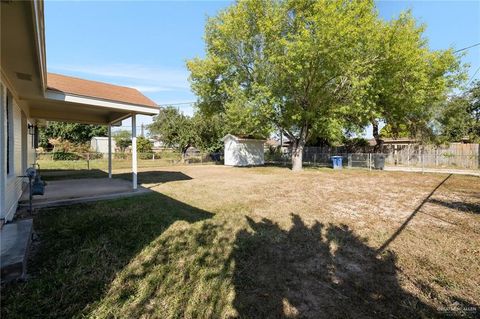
xmin=2 ymin=165 xmax=479 ymax=318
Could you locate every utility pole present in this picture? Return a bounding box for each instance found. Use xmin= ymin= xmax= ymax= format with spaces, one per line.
xmin=141 ymin=124 xmax=144 ymax=137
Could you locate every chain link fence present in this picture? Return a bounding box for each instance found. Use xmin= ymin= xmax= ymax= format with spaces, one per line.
xmin=265 ymin=147 xmax=480 ymax=173
xmin=36 ymin=151 xmax=223 ymax=171
xmin=36 ymin=148 xmax=478 ymax=174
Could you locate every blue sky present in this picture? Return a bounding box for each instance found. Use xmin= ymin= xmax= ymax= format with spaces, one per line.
xmin=45 ymin=0 xmax=480 ymax=135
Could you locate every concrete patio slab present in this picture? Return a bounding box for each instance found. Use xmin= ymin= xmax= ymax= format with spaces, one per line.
xmin=19 ymin=178 xmax=152 ymax=209
xmin=1 ymin=219 xmax=33 ymax=282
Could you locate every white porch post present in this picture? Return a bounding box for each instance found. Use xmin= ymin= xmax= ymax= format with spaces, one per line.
xmin=108 ymin=124 xmax=112 ymax=178
xmin=131 ymin=114 xmax=137 ymax=190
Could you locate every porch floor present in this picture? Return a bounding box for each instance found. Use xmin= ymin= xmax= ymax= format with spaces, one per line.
xmin=19 ymin=178 xmax=151 ymax=209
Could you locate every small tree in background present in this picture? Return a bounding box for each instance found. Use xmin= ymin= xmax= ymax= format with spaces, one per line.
xmin=148 ymin=107 xmax=198 ymax=161
xmin=436 ymin=80 xmax=480 ymax=143
xmin=113 ymin=130 xmax=132 ymax=152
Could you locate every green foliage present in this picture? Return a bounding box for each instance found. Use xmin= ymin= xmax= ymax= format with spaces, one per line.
xmin=188 ymin=0 xmax=385 ymax=168
xmin=113 ymin=130 xmax=132 ymax=152
xmin=187 ymin=0 xmax=464 ymax=167
xmin=359 ymin=11 xmax=465 ymax=144
xmin=380 ymin=124 xmax=410 ymax=139
xmin=436 ymin=81 xmax=480 ymax=142
xmin=192 ymin=113 xmax=226 ymax=153
xmin=342 ymin=137 xmax=370 ymax=153
xmin=39 ymin=122 xmax=107 ymax=148
xmin=137 ymin=136 xmax=153 ymax=154
xmin=52 ymin=152 xmax=81 ymax=161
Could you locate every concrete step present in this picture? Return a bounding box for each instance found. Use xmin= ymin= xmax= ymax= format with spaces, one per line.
xmin=0 ymin=219 xmax=33 ymax=283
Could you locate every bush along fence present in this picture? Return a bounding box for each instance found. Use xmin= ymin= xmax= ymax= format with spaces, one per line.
xmin=36 ymin=151 xmax=224 ymax=170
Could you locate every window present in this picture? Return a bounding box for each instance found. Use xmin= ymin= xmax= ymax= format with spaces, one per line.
xmin=6 ymin=91 xmax=13 ymax=175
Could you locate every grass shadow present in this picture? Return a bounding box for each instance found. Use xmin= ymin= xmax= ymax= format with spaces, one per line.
xmin=1 ymin=192 xmax=213 ymax=318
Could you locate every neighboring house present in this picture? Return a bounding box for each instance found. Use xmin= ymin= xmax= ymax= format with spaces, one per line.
xmin=0 ymin=0 xmax=159 ymax=222
xmin=223 ymin=134 xmax=265 ymax=166
xmin=91 ymin=137 xmax=117 ymax=154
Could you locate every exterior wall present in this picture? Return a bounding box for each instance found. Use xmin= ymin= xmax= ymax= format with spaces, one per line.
xmin=0 ymin=82 xmax=6 ymax=220
xmin=91 ymin=137 xmax=116 ymax=154
xmin=224 ymin=137 xmax=265 ymax=166
xmin=1 ymin=79 xmax=36 ymax=221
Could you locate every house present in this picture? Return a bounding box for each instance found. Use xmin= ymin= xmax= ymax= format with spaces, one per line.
xmin=1 ymin=0 xmax=159 ymax=223
xmin=91 ymin=137 xmax=117 ymax=154
xmin=222 ymin=134 xmax=265 ymax=166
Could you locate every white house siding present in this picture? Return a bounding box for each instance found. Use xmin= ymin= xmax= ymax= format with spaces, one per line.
xmin=1 ymin=79 xmax=35 ymax=221
xmin=224 ymin=135 xmax=265 ymax=166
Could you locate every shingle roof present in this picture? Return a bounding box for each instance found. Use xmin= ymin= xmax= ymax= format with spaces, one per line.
xmin=47 ymin=73 xmax=157 ymax=108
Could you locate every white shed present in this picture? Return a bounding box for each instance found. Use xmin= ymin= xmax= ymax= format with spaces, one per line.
xmin=222 ymin=134 xmax=266 ymax=166
xmin=91 ymin=137 xmax=116 ymax=154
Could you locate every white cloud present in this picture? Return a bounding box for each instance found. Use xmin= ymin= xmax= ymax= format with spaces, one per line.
xmin=129 ymin=85 xmax=173 ymax=93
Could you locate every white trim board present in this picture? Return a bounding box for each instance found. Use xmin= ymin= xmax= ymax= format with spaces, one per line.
xmin=45 ymin=90 xmax=159 ymax=116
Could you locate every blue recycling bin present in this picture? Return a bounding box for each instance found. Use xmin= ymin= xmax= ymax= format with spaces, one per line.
xmin=331 ymin=156 xmax=343 ymax=169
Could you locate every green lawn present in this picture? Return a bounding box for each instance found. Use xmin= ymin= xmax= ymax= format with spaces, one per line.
xmin=2 ymin=166 xmax=479 ymax=318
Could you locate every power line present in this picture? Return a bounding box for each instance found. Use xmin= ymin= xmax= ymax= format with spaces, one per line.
xmin=468 ymin=64 xmax=480 ymax=85
xmin=454 ymin=42 xmax=480 ymax=53
xmin=157 ymin=101 xmax=196 ymax=107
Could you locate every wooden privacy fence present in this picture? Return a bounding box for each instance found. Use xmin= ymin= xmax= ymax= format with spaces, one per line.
xmin=383 ymin=143 xmax=479 ymax=169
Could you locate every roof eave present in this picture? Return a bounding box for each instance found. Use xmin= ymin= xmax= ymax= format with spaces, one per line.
xmin=45 ymin=89 xmax=160 ymax=116
xmin=31 ymin=0 xmax=47 ymax=94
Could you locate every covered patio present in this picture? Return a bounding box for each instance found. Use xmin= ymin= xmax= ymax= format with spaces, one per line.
xmin=19 ymin=178 xmax=152 ymax=209
xmin=0 ymin=0 xmax=159 ymax=282
xmin=32 ymin=73 xmax=159 ymax=190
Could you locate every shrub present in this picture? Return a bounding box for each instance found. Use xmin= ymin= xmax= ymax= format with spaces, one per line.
xmin=137 ymin=137 xmax=153 ymax=153
xmin=114 ymin=153 xmax=130 ymax=160
xmin=85 ymin=152 xmax=103 ymax=160
xmin=52 ymin=152 xmax=81 ymax=161
xmin=139 ymin=152 xmax=154 ymax=160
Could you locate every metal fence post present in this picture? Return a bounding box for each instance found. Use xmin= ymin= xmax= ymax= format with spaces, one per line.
xmin=369 ymin=153 xmax=372 ymax=171
xmin=87 ymin=153 xmax=90 ymax=170
xmin=348 ymin=154 xmax=352 ymax=169
xmin=314 ymin=153 xmax=316 ymax=166
xmin=421 ymin=148 xmax=424 ymax=174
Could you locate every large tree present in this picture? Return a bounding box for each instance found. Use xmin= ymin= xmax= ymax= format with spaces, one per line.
xmin=188 ymin=0 xmax=384 ymax=170
xmin=188 ymin=0 xmax=463 ymax=170
xmin=360 ymin=11 xmax=464 ymax=150
xmin=39 ymin=121 xmax=107 ymax=148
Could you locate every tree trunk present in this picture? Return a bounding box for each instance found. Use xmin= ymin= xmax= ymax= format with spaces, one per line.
xmin=291 ymin=138 xmax=305 ymax=172
xmin=372 ymin=120 xmax=383 ymax=153
xmin=181 ymin=144 xmax=190 ymax=163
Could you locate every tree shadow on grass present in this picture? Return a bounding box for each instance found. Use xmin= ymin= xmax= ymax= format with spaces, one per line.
xmin=231 ymin=214 xmax=438 ymax=319
xmin=0 ymin=191 xmax=213 ymax=318
xmin=428 ymin=198 xmax=480 ymax=214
